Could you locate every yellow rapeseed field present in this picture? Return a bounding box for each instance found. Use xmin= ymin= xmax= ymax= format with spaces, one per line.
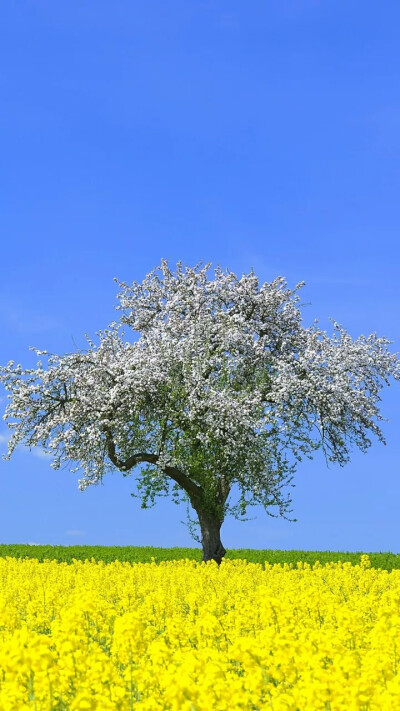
xmin=0 ymin=555 xmax=399 ymax=710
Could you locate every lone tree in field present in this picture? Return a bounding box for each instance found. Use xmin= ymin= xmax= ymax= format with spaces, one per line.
xmin=1 ymin=261 xmax=399 ymax=563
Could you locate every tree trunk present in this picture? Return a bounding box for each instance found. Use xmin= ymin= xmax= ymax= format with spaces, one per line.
xmin=196 ymin=509 xmax=226 ymax=564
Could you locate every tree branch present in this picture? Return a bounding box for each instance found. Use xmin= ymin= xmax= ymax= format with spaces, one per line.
xmin=164 ymin=465 xmax=203 ymax=502
xmin=104 ymin=429 xmax=202 ymax=502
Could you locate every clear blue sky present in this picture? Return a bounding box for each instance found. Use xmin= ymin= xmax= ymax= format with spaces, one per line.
xmin=1 ymin=1 xmax=399 ymax=552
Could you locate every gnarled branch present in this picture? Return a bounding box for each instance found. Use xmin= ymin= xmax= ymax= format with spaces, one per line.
xmin=104 ymin=429 xmax=202 ymax=502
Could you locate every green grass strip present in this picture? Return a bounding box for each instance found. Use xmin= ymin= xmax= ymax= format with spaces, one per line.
xmin=0 ymin=544 xmax=399 ymax=570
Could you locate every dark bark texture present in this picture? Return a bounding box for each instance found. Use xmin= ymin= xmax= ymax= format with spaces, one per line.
xmin=110 ymin=442 xmax=227 ymax=564
xmin=196 ymin=509 xmax=226 ymax=564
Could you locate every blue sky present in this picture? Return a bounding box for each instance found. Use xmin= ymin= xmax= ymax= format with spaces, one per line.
xmin=1 ymin=0 xmax=399 ymax=552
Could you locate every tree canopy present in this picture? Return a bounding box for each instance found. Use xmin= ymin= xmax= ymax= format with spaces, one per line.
xmin=1 ymin=261 xmax=399 ymax=562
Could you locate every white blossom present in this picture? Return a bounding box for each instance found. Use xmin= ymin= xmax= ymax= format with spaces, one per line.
xmin=1 ymin=260 xmax=399 ymax=532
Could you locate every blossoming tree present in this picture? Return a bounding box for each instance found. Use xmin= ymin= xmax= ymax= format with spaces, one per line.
xmin=1 ymin=261 xmax=399 ymax=562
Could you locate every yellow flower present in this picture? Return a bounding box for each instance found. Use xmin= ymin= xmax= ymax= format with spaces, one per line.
xmin=0 ymin=555 xmax=399 ymax=708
